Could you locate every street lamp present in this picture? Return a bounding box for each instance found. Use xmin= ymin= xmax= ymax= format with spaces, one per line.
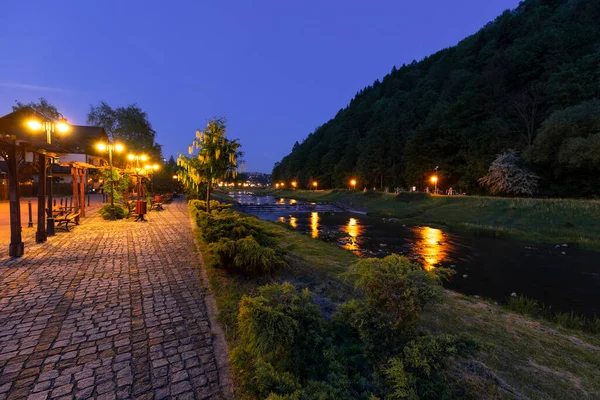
xmin=430 ymin=176 xmax=438 ymax=195
xmin=26 ymin=117 xmax=70 ymax=236
xmin=350 ymin=179 xmax=357 ymax=190
xmin=97 ymin=142 xmax=124 ymax=220
xmin=291 ymin=181 xmax=297 ymax=189
xmin=312 ymin=181 xmax=318 ymax=190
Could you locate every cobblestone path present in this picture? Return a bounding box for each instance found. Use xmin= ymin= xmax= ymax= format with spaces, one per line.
xmin=0 ymin=199 xmax=230 ymax=399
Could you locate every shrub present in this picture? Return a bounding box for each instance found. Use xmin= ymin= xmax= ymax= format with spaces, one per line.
xmin=385 ymin=334 xmax=479 ymax=400
xmin=346 ymin=254 xmax=449 ymax=331
xmin=209 ymin=235 xmax=286 ymax=274
xmin=98 ymin=204 xmax=126 ymax=220
xmin=231 ymin=283 xmax=329 ymax=398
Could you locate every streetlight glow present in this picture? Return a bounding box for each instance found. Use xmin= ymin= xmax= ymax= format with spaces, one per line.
xmin=56 ymin=120 xmax=69 ymax=133
xmin=350 ymin=179 xmax=356 ymax=190
xmin=97 ymin=143 xmax=107 ymax=151
xmin=128 ymin=154 xmax=135 ymax=160
xmin=291 ymin=181 xmax=297 ymax=188
xmin=26 ymin=120 xmax=42 ymax=131
xmin=115 ymin=143 xmax=124 ymax=152
xmin=430 ymin=176 xmax=438 ymax=183
xmin=141 ymin=155 xmax=148 ymax=162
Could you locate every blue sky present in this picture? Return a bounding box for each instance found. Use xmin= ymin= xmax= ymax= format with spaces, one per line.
xmin=1 ymin=0 xmax=521 ymax=172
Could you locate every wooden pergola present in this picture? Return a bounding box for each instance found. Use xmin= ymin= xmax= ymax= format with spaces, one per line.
xmin=0 ymin=108 xmax=106 ymax=257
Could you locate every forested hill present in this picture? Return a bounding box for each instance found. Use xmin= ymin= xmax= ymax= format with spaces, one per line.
xmin=272 ymin=0 xmax=600 ymax=197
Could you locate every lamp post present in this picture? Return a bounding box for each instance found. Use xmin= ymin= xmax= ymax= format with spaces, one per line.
xmin=430 ymin=176 xmax=438 ymax=195
xmin=312 ymin=181 xmax=318 ymax=191
xmin=291 ymin=181 xmax=297 ymax=190
xmin=145 ymin=164 xmax=159 ymax=194
xmin=350 ymin=179 xmax=357 ymax=190
xmin=97 ymin=142 xmax=124 ymax=220
xmin=26 ymin=117 xmax=70 ymax=237
xmin=128 ymin=154 xmax=148 ymax=200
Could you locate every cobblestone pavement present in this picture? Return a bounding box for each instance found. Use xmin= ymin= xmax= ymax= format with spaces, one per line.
xmin=0 ymin=199 xmax=230 ymax=399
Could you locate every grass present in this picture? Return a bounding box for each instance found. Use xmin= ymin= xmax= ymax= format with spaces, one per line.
xmin=191 ymin=200 xmax=600 ymax=399
xmin=255 ymin=189 xmax=600 ymax=250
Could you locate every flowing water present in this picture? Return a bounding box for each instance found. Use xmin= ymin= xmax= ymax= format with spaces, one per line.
xmin=230 ymin=192 xmax=600 ymax=317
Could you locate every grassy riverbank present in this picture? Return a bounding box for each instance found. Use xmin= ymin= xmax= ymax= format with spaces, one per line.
xmin=191 ymin=201 xmax=600 ymax=399
xmin=256 ymin=189 xmax=600 ymax=250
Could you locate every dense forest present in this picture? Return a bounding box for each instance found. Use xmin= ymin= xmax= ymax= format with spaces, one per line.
xmin=272 ymin=0 xmax=600 ymax=197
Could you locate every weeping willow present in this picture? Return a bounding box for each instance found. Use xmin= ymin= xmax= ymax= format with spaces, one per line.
xmin=177 ymin=117 xmax=243 ymax=212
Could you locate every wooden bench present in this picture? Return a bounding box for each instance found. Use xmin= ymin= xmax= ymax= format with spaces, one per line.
xmin=47 ymin=207 xmax=80 ymax=232
xmin=150 ymin=196 xmax=163 ymax=211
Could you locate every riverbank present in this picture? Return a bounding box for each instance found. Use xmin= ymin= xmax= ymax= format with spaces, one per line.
xmin=191 ymin=200 xmax=600 ymax=399
xmin=255 ymin=189 xmax=600 ymax=250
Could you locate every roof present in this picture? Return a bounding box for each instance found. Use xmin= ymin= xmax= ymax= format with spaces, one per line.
xmin=0 ymin=107 xmax=107 ymax=154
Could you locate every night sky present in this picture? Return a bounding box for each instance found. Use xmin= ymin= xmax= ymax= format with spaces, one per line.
xmin=1 ymin=0 xmax=521 ymax=172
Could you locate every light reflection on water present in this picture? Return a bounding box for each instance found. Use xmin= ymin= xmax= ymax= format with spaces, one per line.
xmin=276 ymin=213 xmax=449 ymax=270
xmin=341 ymin=217 xmax=362 ymax=251
xmin=415 ymin=226 xmax=447 ymax=271
xmin=310 ymin=212 xmax=319 ymax=238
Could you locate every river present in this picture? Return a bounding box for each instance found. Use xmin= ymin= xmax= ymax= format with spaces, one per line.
xmin=230 ymin=192 xmax=600 ymax=317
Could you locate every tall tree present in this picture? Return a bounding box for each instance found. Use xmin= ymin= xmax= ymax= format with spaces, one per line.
xmin=178 ymin=118 xmax=242 ymax=213
xmin=87 ymin=101 xmax=162 ymax=161
xmin=12 ymin=98 xmax=63 ymax=119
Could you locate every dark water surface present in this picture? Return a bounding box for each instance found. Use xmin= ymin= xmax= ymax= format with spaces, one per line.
xmin=230 ymin=192 xmax=600 ymax=317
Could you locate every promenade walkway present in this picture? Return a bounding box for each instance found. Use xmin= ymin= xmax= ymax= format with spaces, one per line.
xmin=0 ymin=199 xmax=230 ymax=399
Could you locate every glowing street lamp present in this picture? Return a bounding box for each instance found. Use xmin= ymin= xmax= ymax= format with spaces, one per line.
xmin=97 ymin=142 xmax=125 ymax=220
xmin=430 ymin=176 xmax=438 ymax=195
xmin=275 ymin=183 xmax=280 ymax=189
xmin=291 ymin=181 xmax=297 ymax=189
xmin=350 ymin=179 xmax=357 ymax=190
xmin=26 ymin=117 xmax=70 ymax=238
xmin=312 ymin=181 xmax=318 ymax=190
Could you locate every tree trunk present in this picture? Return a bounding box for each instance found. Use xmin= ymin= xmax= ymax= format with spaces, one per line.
xmin=206 ymin=182 xmax=212 ymax=213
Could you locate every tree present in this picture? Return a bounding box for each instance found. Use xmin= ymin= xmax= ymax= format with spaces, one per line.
xmin=178 ymin=118 xmax=242 ymax=213
xmin=12 ymin=98 xmax=63 ymax=119
xmin=478 ymin=150 xmax=539 ymax=196
xmin=87 ymin=101 xmax=162 ymax=161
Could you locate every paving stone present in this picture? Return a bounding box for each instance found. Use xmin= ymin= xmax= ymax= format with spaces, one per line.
xmin=0 ymin=199 xmax=225 ymax=398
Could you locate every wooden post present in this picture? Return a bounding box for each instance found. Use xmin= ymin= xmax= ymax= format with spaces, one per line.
xmin=36 ymin=153 xmax=47 ymax=243
xmin=7 ymin=140 xmax=24 ymax=257
xmin=72 ymin=166 xmax=79 ymax=211
xmin=79 ymin=168 xmax=86 ymax=217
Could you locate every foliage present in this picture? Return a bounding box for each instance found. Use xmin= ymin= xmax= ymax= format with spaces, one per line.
xmin=272 ymin=0 xmax=600 ymax=196
xmin=12 ymin=97 xmax=63 ymax=120
xmin=384 ymin=334 xmax=479 ymax=400
xmin=346 ymin=255 xmax=450 ymax=332
xmin=178 ymin=118 xmax=243 ymax=212
xmin=478 ymin=150 xmax=539 ymax=196
xmin=191 ymin=202 xmax=286 ymax=275
xmin=98 ymin=204 xmax=126 ymax=219
xmin=87 ymin=101 xmax=162 ymax=162
xmin=98 ymin=169 xmax=131 ymax=204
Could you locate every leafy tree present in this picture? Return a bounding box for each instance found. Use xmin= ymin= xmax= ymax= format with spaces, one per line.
xmin=12 ymin=97 xmax=63 ymax=119
xmin=87 ymin=101 xmax=162 ymax=161
xmin=177 ymin=117 xmax=242 ymax=212
xmin=478 ymin=150 xmax=539 ymax=196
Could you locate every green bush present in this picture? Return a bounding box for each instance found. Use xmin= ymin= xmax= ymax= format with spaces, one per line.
xmin=346 ymin=254 xmax=450 ymax=331
xmin=209 ymin=235 xmax=286 ymax=274
xmin=384 ymin=334 xmax=479 ymax=400
xmin=98 ymin=204 xmax=126 ymax=220
xmin=189 ymin=199 xmax=232 ymax=213
xmin=231 ymin=283 xmax=329 ymax=398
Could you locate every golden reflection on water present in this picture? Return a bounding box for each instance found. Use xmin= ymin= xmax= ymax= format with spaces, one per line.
xmin=311 ymin=212 xmax=319 ymax=238
xmin=278 ymin=216 xmax=298 ymax=229
xmin=341 ymin=217 xmax=362 ymax=250
xmin=414 ymin=226 xmax=447 ymax=271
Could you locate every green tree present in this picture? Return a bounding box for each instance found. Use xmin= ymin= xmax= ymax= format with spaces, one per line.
xmin=12 ymin=97 xmax=63 ymax=119
xmin=87 ymin=101 xmax=162 ymax=161
xmin=178 ymin=117 xmax=242 ymax=213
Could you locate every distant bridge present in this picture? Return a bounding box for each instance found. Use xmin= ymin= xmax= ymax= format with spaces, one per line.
xmin=237 ymin=203 xmax=344 ymax=214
